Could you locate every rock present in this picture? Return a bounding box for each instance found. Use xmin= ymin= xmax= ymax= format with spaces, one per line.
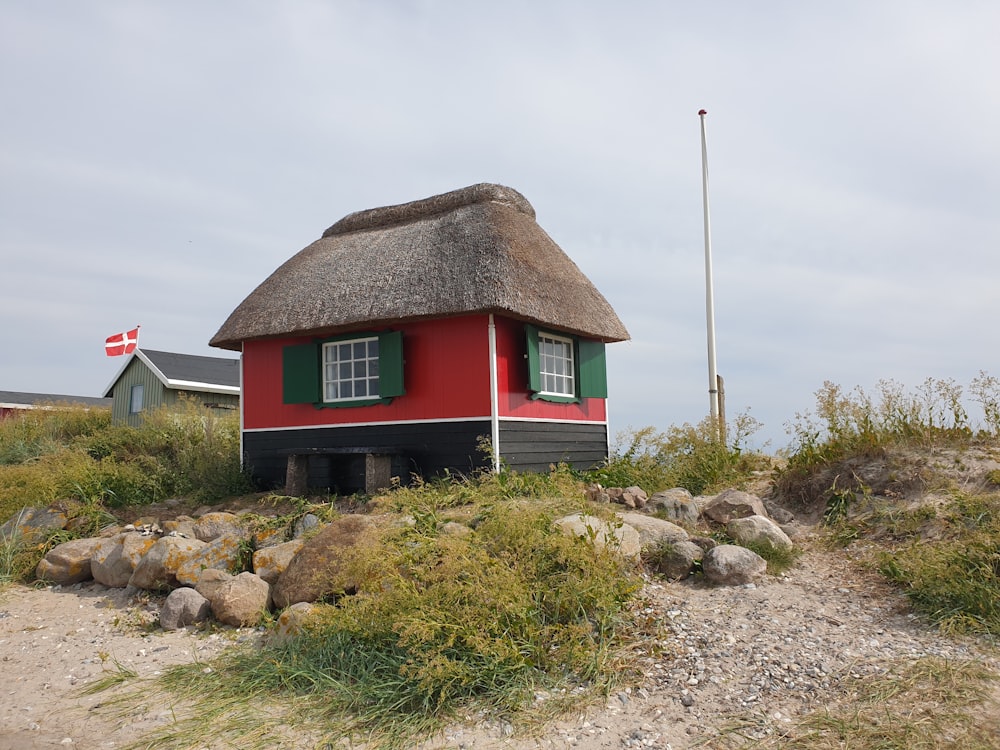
xmin=162 ymin=516 xmax=198 ymax=538
xmin=91 ymin=533 xmax=158 ymax=588
xmin=270 ymin=602 xmax=318 ymax=646
xmin=128 ymin=536 xmax=207 ymax=591
xmin=175 ymin=534 xmax=244 ymax=586
xmin=617 ymin=512 xmax=689 ymax=547
xmin=193 ymin=512 xmax=245 ymax=542
xmin=272 ymin=514 xmax=381 ymax=608
xmin=160 ymin=587 xmax=211 ymax=630
xmin=35 ymin=538 xmax=101 ymax=584
xmin=194 ymin=568 xmax=233 ymax=602
xmin=622 ymin=486 xmax=648 ymax=509
xmin=701 ymin=489 xmax=768 ymax=524
xmin=647 ymin=488 xmax=700 ymax=524
xmin=764 ymin=501 xmax=795 ymax=525
xmin=648 ymin=540 xmax=704 ymax=580
xmin=292 ymin=513 xmax=320 ymax=538
xmin=252 ymin=539 xmax=305 ymax=584
xmin=253 ymin=526 xmax=286 ymax=549
xmin=210 ymin=572 xmax=272 ymax=627
xmin=702 ymin=544 xmax=767 ymax=586
xmin=584 ymin=484 xmax=610 ymax=503
xmin=552 ymin=513 xmax=641 ymax=560
xmin=0 ymin=506 xmax=67 ymax=542
xmin=439 ymin=521 xmax=472 ymax=537
xmin=727 ymin=515 xmax=794 ymax=552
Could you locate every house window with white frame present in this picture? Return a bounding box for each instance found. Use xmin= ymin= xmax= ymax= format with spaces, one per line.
xmin=322 ymin=337 xmax=380 ymax=402
xmin=538 ymin=332 xmax=575 ymax=397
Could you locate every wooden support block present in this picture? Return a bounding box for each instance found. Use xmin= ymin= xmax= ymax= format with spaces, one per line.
xmin=365 ymin=453 xmax=392 ymax=494
xmin=285 ymin=454 xmax=309 ymax=497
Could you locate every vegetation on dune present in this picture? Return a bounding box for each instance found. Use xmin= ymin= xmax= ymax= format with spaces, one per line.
xmin=4 ymin=373 xmax=1000 ymax=747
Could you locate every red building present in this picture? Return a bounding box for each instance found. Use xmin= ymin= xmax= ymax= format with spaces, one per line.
xmin=210 ymin=184 xmax=629 ymax=493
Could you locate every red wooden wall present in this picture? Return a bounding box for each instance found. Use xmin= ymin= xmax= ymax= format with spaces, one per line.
xmin=242 ymin=314 xmax=606 ymax=431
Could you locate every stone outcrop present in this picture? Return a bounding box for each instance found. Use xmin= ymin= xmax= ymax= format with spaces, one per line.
xmin=175 ymin=533 xmax=243 ymax=587
xmin=272 ymin=514 xmax=381 ymax=608
xmin=211 ymin=571 xmax=272 ymax=627
xmin=252 ymin=539 xmax=305 ymax=585
xmin=552 ymin=513 xmax=641 ymax=560
xmin=35 ymin=538 xmax=101 ymax=584
xmin=702 ymin=544 xmax=768 ymax=586
xmin=647 ymin=540 xmax=704 ymax=580
xmin=90 ymin=533 xmax=158 ymax=588
xmin=616 ymin=512 xmax=688 ymax=547
xmin=128 ymin=536 xmax=207 ymax=591
xmin=160 ymin=587 xmax=212 ymax=630
xmin=647 ymin=488 xmax=700 ymax=524
xmin=727 ymin=515 xmax=794 ymax=552
xmin=193 ymin=512 xmax=246 ymax=542
xmin=701 ymin=489 xmax=768 ymax=524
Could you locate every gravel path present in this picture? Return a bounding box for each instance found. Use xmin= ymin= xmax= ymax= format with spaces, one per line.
xmin=0 ymin=539 xmax=996 ymax=749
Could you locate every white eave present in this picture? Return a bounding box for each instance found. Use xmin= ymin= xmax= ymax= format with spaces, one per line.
xmin=102 ymin=349 xmax=240 ymax=397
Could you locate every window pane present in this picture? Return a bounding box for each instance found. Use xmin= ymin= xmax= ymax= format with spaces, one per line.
xmin=338 ymin=343 xmax=352 ymax=360
xmin=355 ymin=381 xmax=368 ymax=397
xmin=368 ymin=340 xmax=379 ymax=358
xmin=353 ymin=341 xmax=366 ymax=359
xmin=353 ymin=361 xmax=367 ymax=378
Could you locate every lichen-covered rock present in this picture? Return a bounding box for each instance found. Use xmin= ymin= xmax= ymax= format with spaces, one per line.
xmin=194 ymin=568 xmax=233 ymax=602
xmin=91 ymin=533 xmax=158 ymax=588
xmin=272 ymin=514 xmax=381 ymax=608
xmin=210 ymin=571 xmax=271 ymax=627
xmin=193 ymin=512 xmax=246 ymax=542
xmin=617 ymin=512 xmax=688 ymax=547
xmin=270 ymin=601 xmax=318 ymax=646
xmin=35 ymin=538 xmax=101 ymax=584
xmin=128 ymin=536 xmax=206 ymax=591
xmin=552 ymin=513 xmax=641 ymax=560
xmin=160 ymin=587 xmax=211 ymax=630
xmin=252 ymin=539 xmax=305 ymax=585
xmin=701 ymin=489 xmax=768 ymax=524
xmin=0 ymin=506 xmax=67 ymax=542
xmin=727 ymin=515 xmax=794 ymax=552
xmin=702 ymin=544 xmax=767 ymax=586
xmin=175 ymin=533 xmax=243 ymax=586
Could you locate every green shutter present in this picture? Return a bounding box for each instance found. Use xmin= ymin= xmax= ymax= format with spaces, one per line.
xmin=578 ymin=339 xmax=608 ymax=398
xmin=378 ymin=330 xmax=405 ymax=397
xmin=283 ymin=342 xmax=320 ymax=404
xmin=525 ymin=324 xmax=541 ymax=393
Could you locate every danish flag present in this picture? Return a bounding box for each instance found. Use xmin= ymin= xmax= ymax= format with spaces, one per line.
xmin=105 ymin=327 xmax=140 ymax=357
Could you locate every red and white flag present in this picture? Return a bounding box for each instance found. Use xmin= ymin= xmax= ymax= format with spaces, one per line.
xmin=105 ymin=327 xmax=139 ymax=356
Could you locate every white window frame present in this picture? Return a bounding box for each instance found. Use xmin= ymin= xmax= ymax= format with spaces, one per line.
xmin=538 ymin=332 xmax=575 ymax=397
xmin=322 ymin=336 xmax=380 ymax=403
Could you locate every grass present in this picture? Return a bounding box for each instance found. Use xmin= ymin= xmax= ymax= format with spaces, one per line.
xmin=710 ymin=657 xmax=1000 ymax=749
xmin=101 ymin=493 xmax=645 ymax=749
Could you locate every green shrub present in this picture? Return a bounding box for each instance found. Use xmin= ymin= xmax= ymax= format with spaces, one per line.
xmin=146 ymin=500 xmax=642 ymax=748
xmin=589 ymin=413 xmax=767 ymax=495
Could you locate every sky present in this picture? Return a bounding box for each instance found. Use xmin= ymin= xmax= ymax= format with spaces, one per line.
xmin=2 ymin=1 xmax=998 ymax=451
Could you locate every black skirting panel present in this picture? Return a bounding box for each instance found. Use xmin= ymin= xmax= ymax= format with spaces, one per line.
xmin=243 ymin=420 xmax=609 ymax=493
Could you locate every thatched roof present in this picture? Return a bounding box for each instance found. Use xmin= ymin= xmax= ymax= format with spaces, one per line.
xmin=209 ymin=183 xmax=629 ymax=351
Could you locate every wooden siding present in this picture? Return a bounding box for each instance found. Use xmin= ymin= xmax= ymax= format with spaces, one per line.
xmin=493 ymin=315 xmax=608 ymax=421
xmin=242 ymin=316 xmax=493 ymax=430
xmin=243 ymin=418 xmax=608 ymax=493
xmin=110 ymin=357 xmax=167 ymax=427
xmin=242 ymin=314 xmax=607 ymax=431
xmin=497 ymin=420 xmax=609 ymax=472
xmin=110 ymin=360 xmax=241 ymax=426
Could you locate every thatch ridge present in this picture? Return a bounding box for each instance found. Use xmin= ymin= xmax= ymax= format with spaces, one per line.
xmin=323 ymin=183 xmax=534 ymax=237
xmin=210 ymin=183 xmax=629 ymax=351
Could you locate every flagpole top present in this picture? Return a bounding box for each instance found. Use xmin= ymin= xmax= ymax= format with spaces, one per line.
xmin=698 ymin=109 xmax=707 ymax=115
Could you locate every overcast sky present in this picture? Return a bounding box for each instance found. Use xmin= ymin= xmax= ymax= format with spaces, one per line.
xmin=2 ymin=1 xmax=998 ymax=450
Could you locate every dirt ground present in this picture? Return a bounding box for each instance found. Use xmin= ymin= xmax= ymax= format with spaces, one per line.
xmin=2 ymin=533 xmax=997 ymax=750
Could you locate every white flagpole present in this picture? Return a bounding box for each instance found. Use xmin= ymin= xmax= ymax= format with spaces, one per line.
xmin=698 ymin=109 xmax=721 ymax=433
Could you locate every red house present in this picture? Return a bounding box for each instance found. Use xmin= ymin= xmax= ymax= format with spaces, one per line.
xmin=209 ymin=184 xmax=629 ymax=493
